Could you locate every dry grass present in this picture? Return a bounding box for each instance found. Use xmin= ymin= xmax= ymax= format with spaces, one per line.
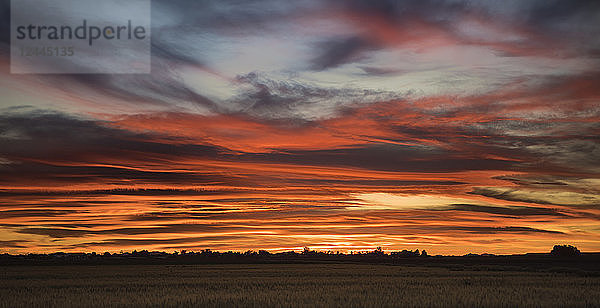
xmin=1 ymin=264 xmax=599 ymax=307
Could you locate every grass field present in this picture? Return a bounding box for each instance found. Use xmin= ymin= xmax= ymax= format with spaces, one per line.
xmin=1 ymin=264 xmax=599 ymax=307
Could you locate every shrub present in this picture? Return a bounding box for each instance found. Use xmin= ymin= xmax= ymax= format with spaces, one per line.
xmin=550 ymin=245 xmax=581 ymax=257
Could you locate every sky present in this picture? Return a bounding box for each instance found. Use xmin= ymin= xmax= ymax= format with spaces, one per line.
xmin=1 ymin=0 xmax=599 ymax=255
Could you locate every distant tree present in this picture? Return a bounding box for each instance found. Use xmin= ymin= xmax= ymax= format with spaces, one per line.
xmin=258 ymin=250 xmax=270 ymax=256
xmin=302 ymin=247 xmax=311 ymax=255
xmin=421 ymin=250 xmax=428 ymax=257
xmin=366 ymin=247 xmax=385 ymax=256
xmin=550 ymin=245 xmax=581 ymax=257
xmin=391 ymin=249 xmax=420 ymax=258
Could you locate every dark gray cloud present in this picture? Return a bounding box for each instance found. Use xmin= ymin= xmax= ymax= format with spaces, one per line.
xmin=334 ymin=0 xmax=600 ymax=37
xmin=0 ymin=240 xmax=29 ymax=248
xmin=0 ymin=109 xmax=244 ymax=186
xmin=386 ymin=112 xmax=599 ymax=175
xmin=234 ymin=143 xmax=518 ymax=173
xmin=358 ymin=66 xmax=405 ymax=76
xmin=152 ymin=0 xmax=310 ymax=32
xmin=0 ymin=163 xmax=240 ymax=187
xmin=286 ymin=178 xmax=465 ymax=186
xmin=447 ymin=204 xmax=566 ymax=217
xmin=16 ymin=223 xmax=250 ymax=239
xmin=67 ymin=235 xmax=251 ymax=248
xmin=0 ymin=209 xmax=83 ymax=219
xmin=375 ymin=224 xmax=567 ymax=235
xmin=0 ymin=188 xmax=246 ymax=197
xmin=0 ymin=109 xmax=220 ymax=160
xmin=494 ymin=176 xmax=569 ymax=187
xmin=331 ymin=0 xmax=469 ymax=24
xmin=526 ymin=0 xmax=600 ymax=35
xmin=451 ymin=226 xmax=564 ymax=235
xmin=310 ymin=36 xmax=375 ymax=70
xmin=232 ymin=72 xmax=398 ymax=120
xmin=42 ymin=69 xmax=218 ymax=111
xmin=327 ymin=0 xmax=600 ymax=58
xmin=470 ymin=187 xmax=600 ymax=208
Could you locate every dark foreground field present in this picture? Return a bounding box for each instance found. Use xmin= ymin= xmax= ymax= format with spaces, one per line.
xmin=1 ymin=264 xmax=599 ymax=307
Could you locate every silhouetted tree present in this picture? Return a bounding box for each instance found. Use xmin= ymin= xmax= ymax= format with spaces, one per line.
xmin=391 ymin=249 xmax=420 ymax=258
xmin=550 ymin=245 xmax=581 ymax=257
xmin=421 ymin=250 xmax=428 ymax=257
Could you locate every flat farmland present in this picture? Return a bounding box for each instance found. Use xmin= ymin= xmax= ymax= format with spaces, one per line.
xmin=1 ymin=264 xmax=599 ymax=307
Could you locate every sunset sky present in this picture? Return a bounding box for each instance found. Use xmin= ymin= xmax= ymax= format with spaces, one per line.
xmin=1 ymin=0 xmax=600 ymax=255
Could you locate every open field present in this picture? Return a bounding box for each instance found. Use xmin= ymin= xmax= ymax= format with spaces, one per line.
xmin=1 ymin=264 xmax=599 ymax=307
